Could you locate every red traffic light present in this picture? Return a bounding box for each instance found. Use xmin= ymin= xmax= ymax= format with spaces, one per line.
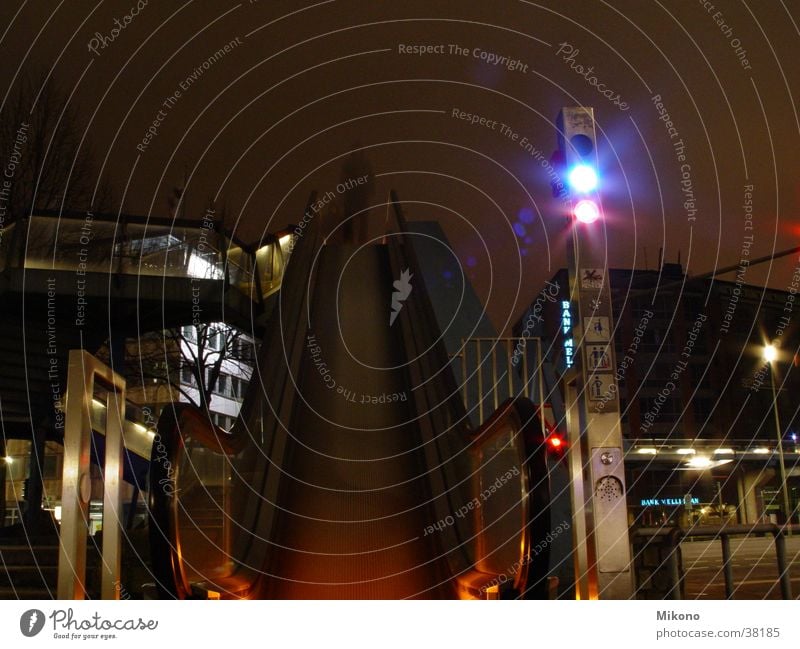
xmin=546 ymin=433 xmax=567 ymax=452
xmin=573 ymin=199 xmax=600 ymax=224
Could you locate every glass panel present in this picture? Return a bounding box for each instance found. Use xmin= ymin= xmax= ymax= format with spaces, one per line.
xmin=119 ymin=224 xmax=224 ymax=279
xmin=472 ymin=423 xmax=526 ymax=584
xmin=176 ymin=440 xmax=232 ymax=583
xmin=255 ymin=239 xmax=286 ymax=297
xmin=24 ymin=216 xmax=119 ymax=273
xmin=225 ymin=242 xmax=255 ymax=299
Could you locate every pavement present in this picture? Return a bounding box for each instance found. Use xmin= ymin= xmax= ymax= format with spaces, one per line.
xmin=681 ymin=534 xmax=800 ymax=599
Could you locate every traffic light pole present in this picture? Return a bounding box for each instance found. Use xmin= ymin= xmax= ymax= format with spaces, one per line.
xmin=559 ymin=107 xmax=634 ymax=600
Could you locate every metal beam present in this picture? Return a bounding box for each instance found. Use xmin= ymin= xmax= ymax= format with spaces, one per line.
xmin=57 ymin=350 xmax=126 ymax=600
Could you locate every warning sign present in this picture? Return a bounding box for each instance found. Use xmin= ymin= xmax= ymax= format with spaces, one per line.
xmin=580 ymin=268 xmax=605 ymax=290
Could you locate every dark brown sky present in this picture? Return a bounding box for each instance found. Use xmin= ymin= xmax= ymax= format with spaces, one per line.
xmin=2 ymin=1 xmax=798 ymax=334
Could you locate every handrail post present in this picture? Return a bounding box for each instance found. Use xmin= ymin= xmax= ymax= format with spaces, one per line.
xmin=720 ymin=533 xmax=734 ymax=599
xmin=774 ymin=529 xmax=792 ymax=599
xmin=668 ymin=528 xmax=683 ymax=599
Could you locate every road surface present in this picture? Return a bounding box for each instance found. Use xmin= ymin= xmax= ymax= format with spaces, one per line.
xmin=681 ymin=535 xmax=800 ymax=599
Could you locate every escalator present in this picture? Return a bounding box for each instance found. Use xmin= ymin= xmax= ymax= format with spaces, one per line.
xmin=259 ymin=244 xmax=452 ymax=598
xmin=149 ymin=194 xmax=551 ymax=599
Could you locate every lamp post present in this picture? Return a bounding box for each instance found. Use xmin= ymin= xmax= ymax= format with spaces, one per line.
xmin=764 ymin=344 xmax=793 ymax=533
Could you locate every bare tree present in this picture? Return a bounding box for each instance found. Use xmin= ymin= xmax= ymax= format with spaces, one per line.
xmin=103 ymin=323 xmax=255 ymax=416
xmin=0 ymin=72 xmax=112 ymax=222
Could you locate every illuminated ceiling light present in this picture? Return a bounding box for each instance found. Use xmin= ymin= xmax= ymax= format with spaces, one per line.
xmin=573 ymin=199 xmax=600 ymax=224
xmin=713 ymin=448 xmax=734 ymax=455
xmin=3 ymin=456 xmax=12 ymax=465
xmin=676 ymin=448 xmax=696 ymax=455
xmin=637 ymin=448 xmax=657 ymax=455
xmin=763 ymin=344 xmax=778 ymax=363
xmin=753 ymin=447 xmax=770 ymax=454
xmin=567 ymin=164 xmax=598 ymax=192
xmin=686 ymin=456 xmax=712 ymax=468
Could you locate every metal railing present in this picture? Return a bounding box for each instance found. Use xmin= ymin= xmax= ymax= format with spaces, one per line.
xmin=632 ymin=523 xmax=799 ymax=599
xmin=457 ymin=337 xmax=545 ymax=427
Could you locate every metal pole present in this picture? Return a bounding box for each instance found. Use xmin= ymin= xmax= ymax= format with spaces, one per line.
xmin=506 ymin=338 xmax=514 ymax=400
xmin=101 ymin=386 xmax=126 ymax=600
xmin=477 ymin=339 xmax=483 ymax=424
xmin=774 ymin=531 xmax=792 ymax=599
xmin=58 ymin=352 xmax=94 ymax=599
xmin=769 ymin=363 xmax=793 ymax=535
xmin=537 ymin=339 xmax=545 ymax=441
xmin=720 ymin=534 xmax=734 ymax=599
xmin=491 ymin=343 xmax=498 ymax=411
xmin=461 ymin=339 xmax=468 ymax=409
xmin=522 ymin=339 xmax=530 ymax=399
xmin=667 ymin=541 xmax=682 ymax=600
xmin=564 ymin=378 xmax=592 ymax=599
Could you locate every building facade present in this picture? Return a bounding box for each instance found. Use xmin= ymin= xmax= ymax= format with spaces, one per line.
xmin=515 ymin=263 xmax=800 ymax=526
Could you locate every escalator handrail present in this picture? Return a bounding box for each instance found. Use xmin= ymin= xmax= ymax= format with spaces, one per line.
xmin=228 ymin=194 xmax=322 ymax=593
xmin=474 ymin=397 xmax=551 ymax=597
xmin=385 ymin=194 xmax=550 ymax=598
xmin=387 ymin=190 xmax=471 ymax=427
xmin=384 ymin=196 xmax=475 ymax=587
xmin=148 ymin=402 xmax=241 ymax=599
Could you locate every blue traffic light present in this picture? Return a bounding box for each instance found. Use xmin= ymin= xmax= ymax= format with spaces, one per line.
xmin=567 ymin=164 xmax=598 ymax=193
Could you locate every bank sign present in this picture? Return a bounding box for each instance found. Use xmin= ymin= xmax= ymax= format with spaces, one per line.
xmin=640 ymin=497 xmax=700 ymax=507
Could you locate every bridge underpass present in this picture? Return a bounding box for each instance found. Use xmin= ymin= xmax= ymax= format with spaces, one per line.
xmin=0 ymin=209 xmax=294 ymax=529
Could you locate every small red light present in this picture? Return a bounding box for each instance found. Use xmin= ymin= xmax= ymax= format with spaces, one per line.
xmin=573 ymin=199 xmax=600 ymax=224
xmin=547 ymin=435 xmax=566 ymax=452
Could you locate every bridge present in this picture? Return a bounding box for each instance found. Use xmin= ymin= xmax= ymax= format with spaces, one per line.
xmin=0 ymin=208 xmax=296 ymax=531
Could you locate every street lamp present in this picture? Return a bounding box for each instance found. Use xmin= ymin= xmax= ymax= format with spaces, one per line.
xmin=764 ymin=343 xmax=794 ymax=533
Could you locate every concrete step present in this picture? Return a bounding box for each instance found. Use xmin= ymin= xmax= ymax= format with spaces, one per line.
xmin=0 ymin=586 xmax=54 ymax=599
xmin=0 ymin=565 xmax=57 ymax=588
xmin=0 ymin=546 xmax=59 ymax=567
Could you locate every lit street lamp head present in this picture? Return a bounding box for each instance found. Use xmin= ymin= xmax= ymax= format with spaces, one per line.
xmin=763 ymin=343 xmax=778 ymax=363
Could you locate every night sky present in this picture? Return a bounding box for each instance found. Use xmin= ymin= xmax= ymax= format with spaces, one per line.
xmin=2 ymin=1 xmax=798 ymax=335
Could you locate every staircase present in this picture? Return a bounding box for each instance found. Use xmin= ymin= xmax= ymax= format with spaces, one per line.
xmin=0 ymin=543 xmax=58 ymax=599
